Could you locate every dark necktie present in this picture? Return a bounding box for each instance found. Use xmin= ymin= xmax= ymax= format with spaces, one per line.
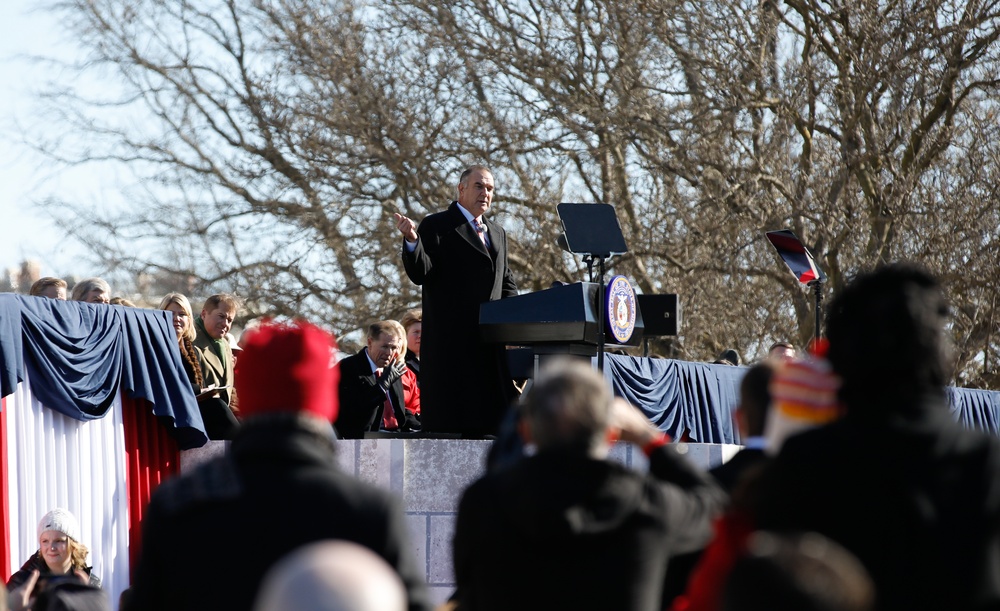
xmin=374 ymin=368 xmax=399 ymax=429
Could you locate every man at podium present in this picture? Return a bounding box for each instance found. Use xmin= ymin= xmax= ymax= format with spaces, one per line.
xmin=394 ymin=165 xmax=519 ymax=437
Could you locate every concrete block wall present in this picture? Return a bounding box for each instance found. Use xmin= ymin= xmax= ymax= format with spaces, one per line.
xmin=182 ymin=438 xmax=741 ymax=608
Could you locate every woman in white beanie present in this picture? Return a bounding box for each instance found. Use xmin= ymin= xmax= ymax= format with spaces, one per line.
xmin=5 ymin=508 xmax=101 ymax=593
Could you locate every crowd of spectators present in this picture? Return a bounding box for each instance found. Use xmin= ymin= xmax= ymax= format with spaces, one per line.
xmin=8 ymin=262 xmax=1000 ymax=611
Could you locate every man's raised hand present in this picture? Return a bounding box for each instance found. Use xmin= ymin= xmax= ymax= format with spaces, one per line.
xmin=394 ymin=213 xmax=418 ymax=242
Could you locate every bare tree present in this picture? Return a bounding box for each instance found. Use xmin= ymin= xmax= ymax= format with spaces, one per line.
xmin=29 ymin=0 xmax=1000 ymax=387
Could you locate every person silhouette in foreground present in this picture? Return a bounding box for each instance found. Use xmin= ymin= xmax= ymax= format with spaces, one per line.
xmin=451 ymin=358 xmax=725 ymax=611
xmin=253 ymin=540 xmax=407 ymax=611
xmin=755 ymin=263 xmax=1000 ymax=610
xmin=125 ymin=319 xmax=431 ymax=611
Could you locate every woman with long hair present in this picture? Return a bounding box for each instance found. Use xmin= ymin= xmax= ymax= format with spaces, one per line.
xmin=159 ymin=292 xmax=240 ymax=440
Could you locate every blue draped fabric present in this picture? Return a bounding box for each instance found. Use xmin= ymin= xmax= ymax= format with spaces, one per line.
xmin=0 ymin=294 xmax=207 ymax=449
xmin=949 ymin=387 xmax=1000 ymax=435
xmin=605 ymin=352 xmax=1000 ymax=441
xmin=604 ymin=354 xmax=742 ymax=443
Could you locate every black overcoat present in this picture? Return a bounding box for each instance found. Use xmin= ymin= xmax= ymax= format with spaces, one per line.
xmin=402 ymin=202 xmax=517 ymax=436
xmin=755 ymin=397 xmax=1000 ymax=610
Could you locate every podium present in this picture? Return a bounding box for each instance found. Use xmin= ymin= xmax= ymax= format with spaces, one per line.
xmin=481 ymin=202 xmax=644 ymax=376
xmin=480 ymin=281 xmax=644 ymax=376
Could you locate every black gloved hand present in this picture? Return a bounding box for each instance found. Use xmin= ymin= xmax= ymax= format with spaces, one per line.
xmin=377 ymin=361 xmax=406 ymax=391
xmin=402 ymin=410 xmax=421 ymax=432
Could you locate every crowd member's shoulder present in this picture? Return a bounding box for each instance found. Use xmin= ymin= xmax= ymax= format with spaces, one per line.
xmin=149 ymin=456 xmax=242 ymax=516
xmin=948 ymin=420 xmax=1000 ymax=486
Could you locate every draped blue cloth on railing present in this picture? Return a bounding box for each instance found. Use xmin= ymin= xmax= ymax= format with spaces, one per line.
xmin=949 ymin=387 xmax=1000 ymax=435
xmin=605 ymin=352 xmax=1000 ymax=440
xmin=0 ymin=293 xmax=207 ymax=449
xmin=604 ymin=354 xmax=742 ymax=443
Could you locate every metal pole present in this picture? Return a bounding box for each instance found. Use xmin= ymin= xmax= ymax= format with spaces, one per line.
xmin=597 ymin=258 xmax=606 ymax=372
xmin=812 ymin=280 xmax=823 ymax=345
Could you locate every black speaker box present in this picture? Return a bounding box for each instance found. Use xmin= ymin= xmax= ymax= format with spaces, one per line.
xmin=636 ymin=294 xmax=680 ymax=337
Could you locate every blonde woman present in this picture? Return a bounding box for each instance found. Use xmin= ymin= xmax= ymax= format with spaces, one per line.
xmin=6 ymin=508 xmax=101 ymax=593
xmin=159 ymin=292 xmax=240 ymax=440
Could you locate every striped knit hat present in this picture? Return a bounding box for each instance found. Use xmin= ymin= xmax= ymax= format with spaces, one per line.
xmin=764 ymin=353 xmax=842 ymax=454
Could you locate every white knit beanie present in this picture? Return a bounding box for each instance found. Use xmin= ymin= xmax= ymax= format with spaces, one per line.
xmin=38 ymin=508 xmax=81 ymax=542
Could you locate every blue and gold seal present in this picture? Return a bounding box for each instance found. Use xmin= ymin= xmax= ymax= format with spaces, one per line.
xmin=606 ymin=275 xmax=637 ymax=344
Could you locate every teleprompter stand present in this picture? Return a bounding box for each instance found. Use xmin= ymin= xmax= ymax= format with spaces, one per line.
xmin=765 ymin=229 xmax=828 ymax=346
xmin=557 ymin=203 xmax=628 ymax=372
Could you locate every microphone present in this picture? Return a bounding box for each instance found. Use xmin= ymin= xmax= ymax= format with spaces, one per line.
xmin=556 ymin=233 xmax=570 ymax=252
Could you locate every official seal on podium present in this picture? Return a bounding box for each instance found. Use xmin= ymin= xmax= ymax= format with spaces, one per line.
xmin=606 ymin=275 xmax=637 ymax=344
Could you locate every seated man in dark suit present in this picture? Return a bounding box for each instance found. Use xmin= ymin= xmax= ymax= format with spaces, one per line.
xmin=336 ymin=320 xmax=420 ymax=439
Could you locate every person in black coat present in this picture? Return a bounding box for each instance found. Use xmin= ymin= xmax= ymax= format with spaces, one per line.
xmin=710 ymin=360 xmax=775 ymax=493
xmin=754 ymin=263 xmax=1000 ymax=610
xmin=451 ymin=359 xmax=725 ymax=611
xmin=395 ymin=165 xmax=518 ymax=437
xmin=123 ymin=320 xmax=432 ymax=611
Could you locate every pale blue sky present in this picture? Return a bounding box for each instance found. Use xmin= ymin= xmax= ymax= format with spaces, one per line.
xmin=1 ymin=0 xmax=98 ymax=279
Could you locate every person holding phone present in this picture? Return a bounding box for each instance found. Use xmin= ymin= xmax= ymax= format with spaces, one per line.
xmin=336 ymin=320 xmax=421 ymax=439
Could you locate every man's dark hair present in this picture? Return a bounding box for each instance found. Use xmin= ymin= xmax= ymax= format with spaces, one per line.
xmin=723 ymin=531 xmax=874 ymax=611
xmin=460 ymin=165 xmax=492 ymax=185
xmin=825 ymin=262 xmax=950 ymax=413
xmin=202 ymin=293 xmax=239 ymax=313
xmin=740 ymin=361 xmax=775 ymax=437
xmin=713 ymin=348 xmax=740 ymax=366
xmin=367 ymin=320 xmax=403 ymax=342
